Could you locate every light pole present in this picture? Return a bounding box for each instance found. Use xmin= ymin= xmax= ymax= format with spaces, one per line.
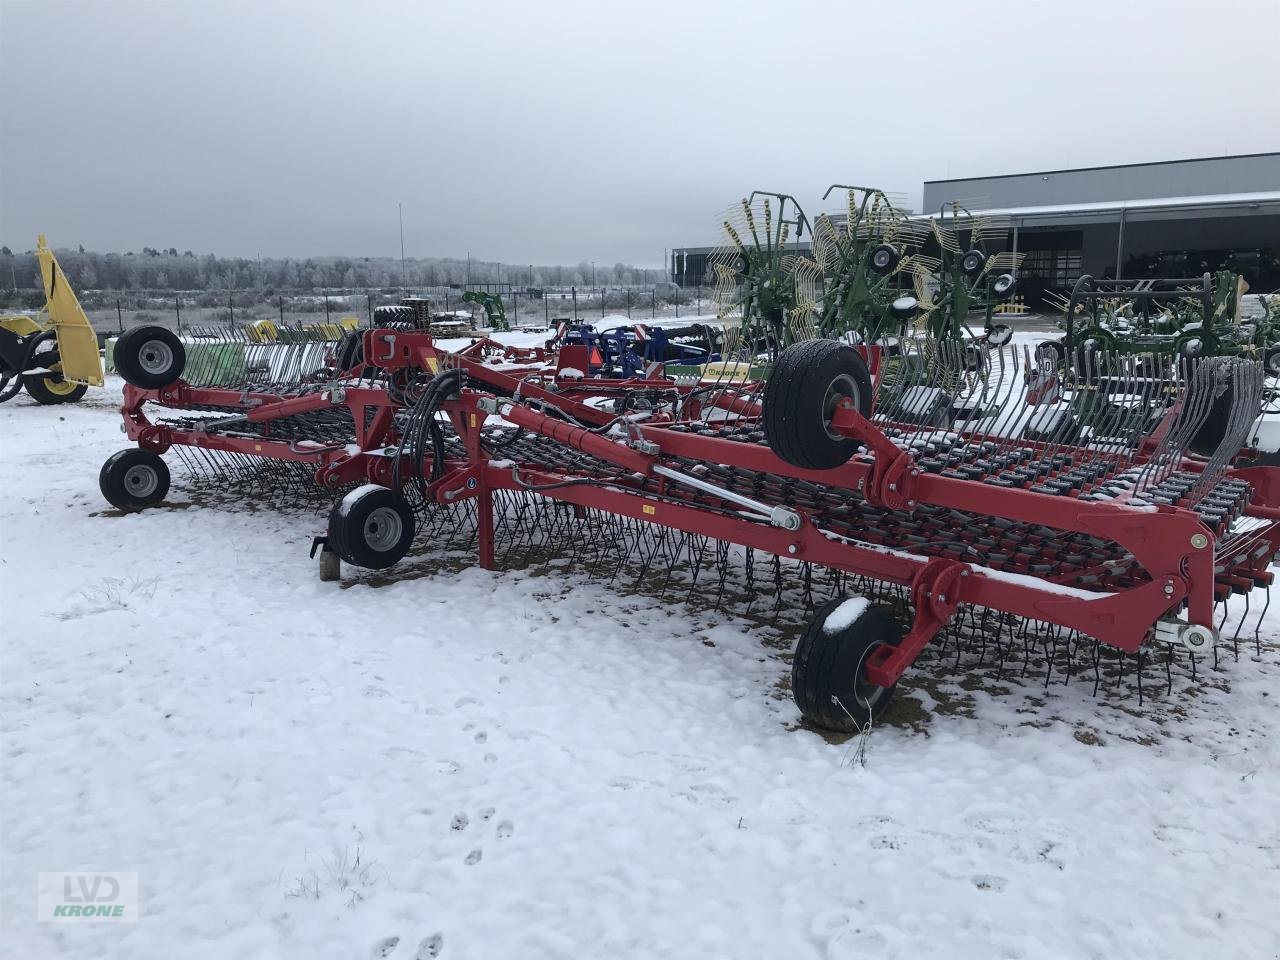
xmin=591 ymin=260 xmax=596 ymax=290
xmin=398 ymin=202 xmax=407 ymax=292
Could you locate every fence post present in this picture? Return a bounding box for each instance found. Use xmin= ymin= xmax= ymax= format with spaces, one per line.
xmin=445 ymin=291 xmax=449 ymax=313
xmin=279 ymin=296 xmax=284 ymax=323
xmin=675 ymin=291 xmax=679 ymax=319
xmin=544 ymin=293 xmax=549 ymax=325
xmin=651 ymin=289 xmax=655 ymax=318
xmin=324 ymin=292 xmax=330 ymax=321
xmin=228 ymin=294 xmax=234 ymax=325
xmin=572 ymin=286 xmax=577 ymax=321
xmin=514 ymin=290 xmax=519 ymax=326
xmin=367 ymin=293 xmax=373 ymax=322
xmin=175 ymin=297 xmax=182 ymax=334
xmin=626 ymin=290 xmax=632 ymax=319
xmin=601 ymin=289 xmax=605 ymax=318
xmin=116 ymin=299 xmax=123 ymax=332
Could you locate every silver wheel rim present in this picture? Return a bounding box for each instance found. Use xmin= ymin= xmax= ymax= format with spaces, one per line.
xmin=138 ymin=339 xmax=175 ymax=376
xmin=123 ymin=463 xmax=159 ymax=499
xmin=822 ymin=373 xmax=860 ymax=441
xmin=363 ymin=506 xmax=403 ymax=552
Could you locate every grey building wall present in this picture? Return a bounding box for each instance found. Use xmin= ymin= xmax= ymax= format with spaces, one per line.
xmin=924 ymin=153 xmax=1280 ymax=212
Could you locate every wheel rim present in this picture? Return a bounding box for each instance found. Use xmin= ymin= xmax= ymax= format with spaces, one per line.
xmin=138 ymin=339 xmax=175 ymax=376
xmin=42 ymin=378 xmax=78 ymax=396
xmin=873 ymin=250 xmax=892 ymax=269
xmin=123 ymin=463 xmax=159 ymax=499
xmin=822 ymin=373 xmax=860 ymax=441
xmin=852 ymin=644 xmax=888 ymax=710
xmin=363 ymin=506 xmax=403 ymax=552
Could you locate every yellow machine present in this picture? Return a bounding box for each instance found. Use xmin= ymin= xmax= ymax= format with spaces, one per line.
xmin=0 ymin=235 xmax=104 ymax=404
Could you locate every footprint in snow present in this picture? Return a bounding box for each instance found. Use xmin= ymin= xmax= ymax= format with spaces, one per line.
xmin=464 ymin=849 xmax=483 ymax=865
xmin=416 ymin=934 xmax=444 ymax=958
xmin=496 ymin=820 xmax=514 ymax=839
xmin=370 ymin=935 xmax=400 ymax=958
xmin=972 ymin=874 xmax=1008 ymax=892
xmin=473 ymin=730 xmax=487 ymax=744
xmin=450 ymin=813 xmax=468 ymax=832
xmin=479 ymin=807 xmax=495 ymax=822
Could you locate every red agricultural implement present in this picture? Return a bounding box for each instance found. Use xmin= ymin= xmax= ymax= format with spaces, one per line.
xmin=103 ymin=323 xmax=1280 ymax=732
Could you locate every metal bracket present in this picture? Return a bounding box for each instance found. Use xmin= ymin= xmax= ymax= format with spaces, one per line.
xmin=1152 ymin=617 xmax=1217 ymax=653
xmin=865 ymin=557 xmax=967 ymax=688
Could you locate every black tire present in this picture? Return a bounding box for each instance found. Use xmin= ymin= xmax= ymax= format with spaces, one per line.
xmin=1072 ymin=332 xmax=1111 ymax=384
xmin=24 ymin=374 xmax=88 ymax=404
xmin=991 ymin=272 xmax=1016 ymax=297
xmin=764 ymin=339 xmax=873 ymax=470
xmin=114 ymin=325 xmax=186 ymax=389
xmin=960 ymin=249 xmax=985 ymax=277
xmin=1035 ymin=339 xmax=1066 ymax=368
xmin=337 ymin=331 xmax=365 ymax=372
xmin=1187 ymin=366 xmax=1236 ymax=458
xmin=868 ymin=243 xmax=899 ymax=275
xmin=793 ymin=599 xmax=901 ymax=733
xmin=99 ymin=448 xmax=171 ymax=511
xmin=327 ymin=486 xmax=415 ymax=570
xmin=888 ymin=295 xmax=918 ymax=322
xmin=373 ymin=304 xmax=418 ymax=329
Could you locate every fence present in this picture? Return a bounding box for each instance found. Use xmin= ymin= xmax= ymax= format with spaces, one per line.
xmin=76 ymin=285 xmax=717 ymax=334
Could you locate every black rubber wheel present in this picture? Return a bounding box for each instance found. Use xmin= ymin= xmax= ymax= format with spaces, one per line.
xmin=1187 ymin=366 xmax=1236 ymax=458
xmin=114 ymin=325 xmax=186 ymax=389
xmin=373 ymin=304 xmax=418 ymax=329
xmin=337 ymin=331 xmax=365 ymax=372
xmin=764 ymin=339 xmax=873 ymax=470
xmin=888 ymin=295 xmax=918 ymax=322
xmin=24 ymin=374 xmax=87 ymax=404
xmin=99 ymin=448 xmax=171 ymax=511
xmin=1034 ymin=340 xmax=1066 ymax=368
xmin=793 ymin=598 xmax=901 ymax=733
xmin=868 ymin=243 xmax=899 ymax=275
xmin=960 ymin=249 xmax=985 ymax=277
xmin=327 ymin=486 xmax=415 ymax=570
xmin=991 ymin=272 xmax=1016 ymax=297
xmin=1072 ymin=332 xmax=1111 ymax=384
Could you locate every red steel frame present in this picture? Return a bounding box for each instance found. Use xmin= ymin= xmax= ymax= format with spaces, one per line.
xmin=119 ymin=330 xmax=1280 ymax=688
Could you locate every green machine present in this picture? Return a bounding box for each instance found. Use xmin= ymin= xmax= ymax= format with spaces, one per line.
xmin=462 ymin=291 xmax=510 ymax=332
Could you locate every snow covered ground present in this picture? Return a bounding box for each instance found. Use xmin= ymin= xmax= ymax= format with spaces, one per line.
xmin=3 ymin=377 xmax=1280 ymax=960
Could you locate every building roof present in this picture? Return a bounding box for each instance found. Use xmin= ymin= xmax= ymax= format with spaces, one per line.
xmin=915 ymin=191 xmax=1280 ymax=228
xmin=923 ymin=152 xmax=1280 ymax=185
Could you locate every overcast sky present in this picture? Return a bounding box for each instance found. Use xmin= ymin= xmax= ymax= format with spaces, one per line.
xmin=2 ymin=0 xmax=1276 ymax=266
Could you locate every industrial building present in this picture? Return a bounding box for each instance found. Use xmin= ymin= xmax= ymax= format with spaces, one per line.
xmin=671 ymin=152 xmax=1280 ymax=308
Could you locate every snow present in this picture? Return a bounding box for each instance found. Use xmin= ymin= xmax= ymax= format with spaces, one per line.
xmin=557 ymin=367 xmax=585 ymax=379
xmin=4 ymin=379 xmax=1280 ymax=960
xmin=338 ymin=482 xmax=386 ymax=517
xmin=822 ymin=596 xmax=871 ymax=635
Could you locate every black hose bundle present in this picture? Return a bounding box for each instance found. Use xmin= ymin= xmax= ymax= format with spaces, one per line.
xmin=392 ymin=367 xmax=466 ymax=503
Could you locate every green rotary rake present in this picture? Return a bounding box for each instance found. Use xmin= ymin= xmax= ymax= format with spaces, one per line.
xmin=808 ymin=185 xmax=930 ymax=344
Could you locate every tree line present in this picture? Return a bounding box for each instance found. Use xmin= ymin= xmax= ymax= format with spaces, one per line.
xmin=0 ymin=244 xmax=662 ymax=296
